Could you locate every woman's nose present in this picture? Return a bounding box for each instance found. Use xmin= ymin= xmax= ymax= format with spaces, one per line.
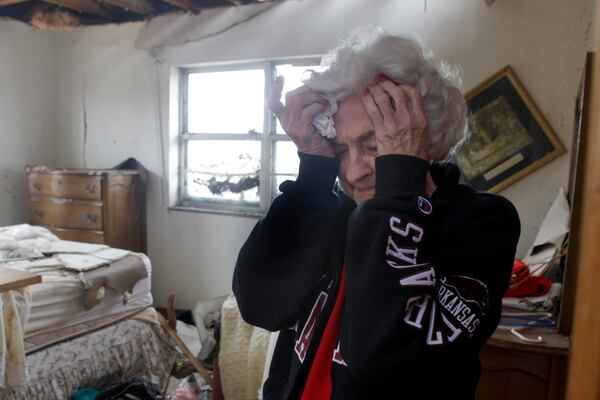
xmin=345 ymin=151 xmax=374 ymax=184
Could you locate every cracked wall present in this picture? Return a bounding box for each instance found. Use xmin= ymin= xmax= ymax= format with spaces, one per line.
xmin=0 ymin=19 xmax=59 ymax=226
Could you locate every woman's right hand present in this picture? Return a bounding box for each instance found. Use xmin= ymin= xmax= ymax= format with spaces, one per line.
xmin=267 ymin=76 xmax=335 ymax=158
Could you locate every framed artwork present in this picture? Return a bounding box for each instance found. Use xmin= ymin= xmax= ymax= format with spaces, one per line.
xmin=455 ymin=66 xmax=565 ymax=192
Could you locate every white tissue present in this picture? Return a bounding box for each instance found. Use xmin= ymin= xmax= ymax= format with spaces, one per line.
xmin=313 ymin=94 xmax=338 ymax=139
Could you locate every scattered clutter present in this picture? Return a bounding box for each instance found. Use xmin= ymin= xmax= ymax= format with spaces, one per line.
xmin=501 ymin=188 xmax=570 ymax=342
xmin=505 ymin=259 xmax=553 ymax=299
xmin=65 ymin=317 xmax=214 ymax=400
xmin=72 ymin=378 xmax=161 ymax=400
xmin=521 ymin=187 xmax=570 ymax=278
xmin=156 ymin=293 xmax=272 ymax=400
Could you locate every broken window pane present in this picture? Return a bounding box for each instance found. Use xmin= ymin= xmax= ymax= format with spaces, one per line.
xmin=187 ymin=69 xmax=265 ymax=134
xmin=187 ymin=140 xmax=261 ymax=203
xmin=274 ymin=63 xmax=324 ymax=134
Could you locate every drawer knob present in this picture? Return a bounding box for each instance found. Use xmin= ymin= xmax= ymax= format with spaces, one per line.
xmin=84 ymin=184 xmax=96 ymax=193
xmin=86 ymin=213 xmax=99 ymax=223
xmin=34 ymin=209 xmax=44 ymax=218
xmin=32 ymin=182 xmax=42 ymax=191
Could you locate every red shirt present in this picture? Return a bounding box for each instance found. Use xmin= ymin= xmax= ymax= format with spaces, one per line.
xmin=300 ymin=268 xmax=346 ymax=400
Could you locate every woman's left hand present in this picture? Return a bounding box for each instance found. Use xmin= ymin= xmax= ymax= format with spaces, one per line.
xmin=361 ymin=76 xmax=429 ymax=160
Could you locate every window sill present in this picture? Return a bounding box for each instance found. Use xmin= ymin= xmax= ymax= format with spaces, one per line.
xmin=169 ymin=204 xmax=264 ymax=218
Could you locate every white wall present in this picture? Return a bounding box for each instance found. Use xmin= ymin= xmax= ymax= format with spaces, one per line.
xmin=53 ymin=24 xmax=259 ymax=310
xmin=52 ymin=0 xmax=595 ymax=309
xmin=0 ymin=20 xmax=58 ymax=226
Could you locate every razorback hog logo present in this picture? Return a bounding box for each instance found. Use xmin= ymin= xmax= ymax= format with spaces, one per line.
xmin=437 ymin=276 xmax=489 ymax=335
xmin=403 ymin=275 xmax=489 ymax=346
xmin=295 ymin=291 xmax=328 ymax=362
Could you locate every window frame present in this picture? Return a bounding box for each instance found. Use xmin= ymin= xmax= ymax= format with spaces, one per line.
xmin=176 ymin=58 xmax=322 ymax=217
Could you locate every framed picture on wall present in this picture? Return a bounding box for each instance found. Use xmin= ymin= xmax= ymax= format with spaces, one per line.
xmin=455 ymin=66 xmax=566 ymax=192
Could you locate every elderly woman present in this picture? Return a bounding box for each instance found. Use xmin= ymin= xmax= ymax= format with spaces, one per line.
xmin=233 ymin=28 xmax=520 ymax=400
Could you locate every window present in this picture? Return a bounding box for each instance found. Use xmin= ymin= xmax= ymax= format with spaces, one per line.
xmin=177 ymin=59 xmax=323 ymax=216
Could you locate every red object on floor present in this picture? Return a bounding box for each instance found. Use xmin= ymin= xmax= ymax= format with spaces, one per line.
xmin=509 ymin=259 xmax=529 ymax=287
xmin=300 ymin=268 xmax=347 ymax=400
xmin=505 ymin=259 xmax=552 ymax=298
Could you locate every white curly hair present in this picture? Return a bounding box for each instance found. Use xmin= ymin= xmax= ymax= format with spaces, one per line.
xmin=303 ymin=26 xmax=467 ymax=161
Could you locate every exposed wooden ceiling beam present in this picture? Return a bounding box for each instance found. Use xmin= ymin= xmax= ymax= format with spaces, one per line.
xmin=0 ymin=0 xmax=29 ymax=6
xmin=162 ymin=0 xmax=201 ymax=14
xmin=101 ymin=0 xmax=155 ymax=15
xmin=43 ymin=0 xmax=112 ymax=18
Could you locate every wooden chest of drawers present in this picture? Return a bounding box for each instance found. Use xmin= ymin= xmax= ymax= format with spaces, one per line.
xmin=25 ymin=165 xmax=147 ymax=253
xmin=476 ymin=329 xmax=569 ymax=400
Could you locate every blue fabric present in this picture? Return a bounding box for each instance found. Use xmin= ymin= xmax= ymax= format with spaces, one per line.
xmin=71 ymin=387 xmax=100 ymax=400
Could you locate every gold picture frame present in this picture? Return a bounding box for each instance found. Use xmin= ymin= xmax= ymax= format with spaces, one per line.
xmin=455 ymin=66 xmax=566 ymax=192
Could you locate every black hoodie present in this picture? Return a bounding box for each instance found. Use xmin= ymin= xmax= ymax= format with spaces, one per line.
xmin=233 ymin=153 xmax=520 ymax=399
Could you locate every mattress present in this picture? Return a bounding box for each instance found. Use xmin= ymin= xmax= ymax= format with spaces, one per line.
xmin=0 ymin=224 xmax=153 ymax=336
xmin=23 ymin=254 xmax=152 ymax=336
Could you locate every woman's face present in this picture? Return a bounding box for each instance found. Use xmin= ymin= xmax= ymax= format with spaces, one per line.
xmin=333 ymin=94 xmax=377 ymax=204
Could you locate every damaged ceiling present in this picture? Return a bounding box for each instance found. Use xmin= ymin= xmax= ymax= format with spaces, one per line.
xmin=0 ymin=0 xmax=280 ymax=29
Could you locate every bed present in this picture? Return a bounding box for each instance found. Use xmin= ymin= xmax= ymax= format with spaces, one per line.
xmin=0 ymin=224 xmax=179 ymax=399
